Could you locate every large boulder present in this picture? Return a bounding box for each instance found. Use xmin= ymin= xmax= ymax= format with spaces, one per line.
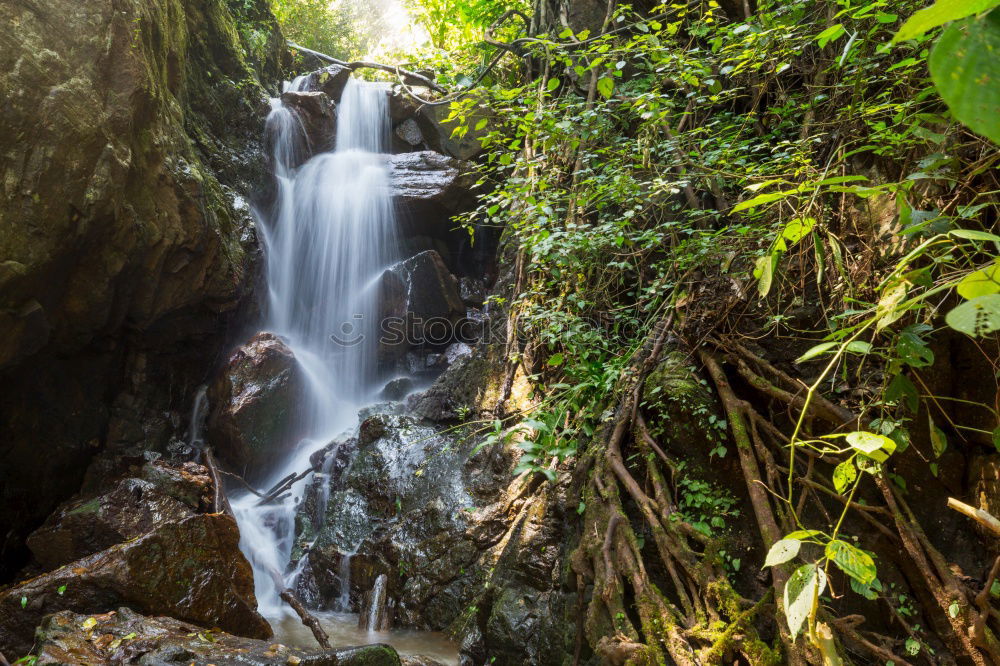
xmin=389 ymin=152 xmax=477 ymax=216
xmin=0 ymin=0 xmax=284 ymax=577
xmin=280 ymin=90 xmax=337 ymax=161
xmin=300 ymin=64 xmax=353 ymax=103
xmin=208 ymin=332 xmax=305 ymax=477
xmin=35 ymin=607 xmax=402 ymax=666
xmin=0 ymin=514 xmax=270 ymax=655
xmin=378 ymin=251 xmax=466 ymax=368
xmin=25 ymin=461 xmax=212 ymax=572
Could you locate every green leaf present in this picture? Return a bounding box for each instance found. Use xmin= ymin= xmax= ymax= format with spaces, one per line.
xmin=546 ymin=77 xmax=560 ymax=92
xmin=816 ymin=23 xmax=846 ymax=48
xmin=833 ymin=460 xmax=857 ymax=493
xmin=597 ymin=77 xmax=614 ymax=99
xmin=929 ymin=10 xmax=1000 ymax=145
xmin=877 ymin=281 xmax=908 ymax=330
xmin=474 ymin=118 xmax=489 ymax=131
xmin=764 ymin=538 xmax=801 ymax=567
xmin=776 ymin=217 xmax=817 ymax=250
xmin=845 ymin=340 xmax=874 ymax=355
xmin=732 ymin=189 xmax=798 ymax=213
xmin=547 ymin=353 xmax=564 ymax=367
xmin=845 ymin=431 xmax=897 ymax=462
xmin=754 ymin=252 xmax=780 ymax=297
xmin=826 ymin=539 xmax=877 ymax=584
xmin=886 ymin=374 xmax=919 ymax=412
xmin=950 ymin=229 xmax=1000 ymax=242
xmin=896 ymin=325 xmax=935 ymax=367
xmin=850 ymin=575 xmax=882 ymax=600
xmin=20 ymin=596 xmax=27 ymax=608
xmin=993 ymin=426 xmax=1000 ymax=452
xmin=895 ymin=0 xmax=1000 ymax=42
xmin=796 ymin=342 xmax=838 ymax=363
xmin=784 ymin=564 xmax=827 ymax=639
xmin=949 ymin=600 xmax=961 ymax=617
xmin=786 ymin=529 xmax=825 ymax=540
xmin=956 ymin=260 xmax=1000 ymax=299
xmin=929 ymin=413 xmax=948 ymax=458
xmin=945 ymin=294 xmax=1000 ymax=337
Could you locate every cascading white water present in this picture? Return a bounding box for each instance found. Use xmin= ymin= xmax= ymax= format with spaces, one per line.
xmin=232 ymin=78 xmax=396 ymax=617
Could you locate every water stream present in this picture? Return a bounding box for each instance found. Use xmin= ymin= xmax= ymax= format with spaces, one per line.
xmin=226 ymin=77 xmax=456 ymax=658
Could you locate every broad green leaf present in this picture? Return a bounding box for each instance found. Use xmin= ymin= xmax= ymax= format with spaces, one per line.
xmin=732 ymin=189 xmax=798 ymax=213
xmin=754 ymin=252 xmax=779 ymax=297
xmin=833 ymin=460 xmax=857 ymax=493
xmin=992 ymin=426 xmax=1000 ymax=452
xmin=845 ymin=431 xmax=897 ymax=461
xmin=929 ymin=413 xmax=948 ymax=458
xmin=826 ymin=539 xmax=877 ymax=584
xmin=929 ymin=10 xmax=1000 ymax=145
xmin=951 ymin=229 xmax=1000 ymax=242
xmin=956 ymin=260 xmax=1000 ymax=299
xmin=886 ymin=374 xmax=919 ymax=412
xmin=546 ymin=78 xmax=560 ymax=92
xmin=945 ymin=294 xmax=1000 ymax=336
xmin=877 ymin=281 xmax=908 ymax=329
xmin=816 ymin=23 xmax=846 ymax=48
xmin=597 ymin=77 xmax=614 ymax=99
xmin=784 ymin=564 xmax=827 ymax=639
xmin=850 ymin=575 xmax=882 ymax=600
xmin=845 ymin=341 xmax=874 ymax=355
xmin=764 ymin=538 xmax=801 ymax=567
xmin=547 ymin=353 xmax=564 ymax=367
xmin=896 ymin=325 xmax=935 ymax=367
xmin=895 ymin=0 xmax=1000 ymax=42
xmin=796 ymin=342 xmax=837 ymax=363
xmin=777 ymin=217 xmax=817 ymax=249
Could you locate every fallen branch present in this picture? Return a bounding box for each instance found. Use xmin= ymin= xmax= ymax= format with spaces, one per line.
xmin=202 ymin=447 xmax=233 ymax=516
xmin=266 ymin=567 xmax=331 ymax=649
xmin=948 ymin=497 xmax=1000 ymax=537
xmin=287 ymin=42 xmax=446 ymax=93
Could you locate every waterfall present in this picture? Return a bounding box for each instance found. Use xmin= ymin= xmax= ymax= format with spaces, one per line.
xmin=232 ymin=78 xmax=396 ymax=617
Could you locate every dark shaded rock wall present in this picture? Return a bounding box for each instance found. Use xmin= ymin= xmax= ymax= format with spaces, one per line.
xmin=0 ymin=0 xmax=286 ymax=578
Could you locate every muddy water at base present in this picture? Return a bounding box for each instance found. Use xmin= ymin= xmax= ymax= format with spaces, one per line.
xmin=273 ymin=612 xmax=460 ymax=665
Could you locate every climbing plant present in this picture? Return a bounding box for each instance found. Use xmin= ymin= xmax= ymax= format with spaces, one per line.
xmin=416 ymin=0 xmax=1000 ymax=661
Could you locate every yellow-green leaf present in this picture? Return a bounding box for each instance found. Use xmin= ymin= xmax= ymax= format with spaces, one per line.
xmin=826 ymin=539 xmax=877 ymax=585
xmin=956 ymin=260 xmax=1000 ymax=300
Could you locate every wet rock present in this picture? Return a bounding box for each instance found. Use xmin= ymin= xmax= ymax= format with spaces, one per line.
xmin=389 ymin=152 xmax=476 ymax=214
xmin=387 ymin=251 xmax=465 ymax=324
xmin=402 ymin=657 xmax=449 ymax=666
xmin=280 ymin=90 xmax=337 ymax=158
xmin=301 ymin=64 xmax=353 ymax=103
xmin=0 ymin=514 xmax=270 ymax=655
xmin=395 ymin=118 xmax=426 ymax=148
xmin=0 ymin=0 xmax=282 ymax=578
xmin=208 ymin=332 xmax=305 ymax=477
xmin=35 ymin=607 xmax=401 ymax=666
xmin=442 ymin=342 xmax=473 ymax=367
xmin=414 ymin=106 xmax=488 ymax=161
xmin=409 ymin=345 xmax=532 ymax=422
xmin=25 ymin=465 xmax=209 ymax=571
xmin=380 ymin=377 xmax=416 ymax=401
xmin=459 ymin=278 xmax=486 ymax=306
xmin=388 ymin=85 xmax=429 ymax=121
xmin=379 ymin=251 xmax=466 ymax=368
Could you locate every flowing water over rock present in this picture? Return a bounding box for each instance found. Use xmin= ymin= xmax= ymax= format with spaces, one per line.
xmin=229 ymin=76 xmax=461 ymax=663
xmin=232 ymin=78 xmax=397 ymax=616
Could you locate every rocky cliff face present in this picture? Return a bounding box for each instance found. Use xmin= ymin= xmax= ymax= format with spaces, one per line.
xmin=0 ymin=0 xmax=286 ymax=578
